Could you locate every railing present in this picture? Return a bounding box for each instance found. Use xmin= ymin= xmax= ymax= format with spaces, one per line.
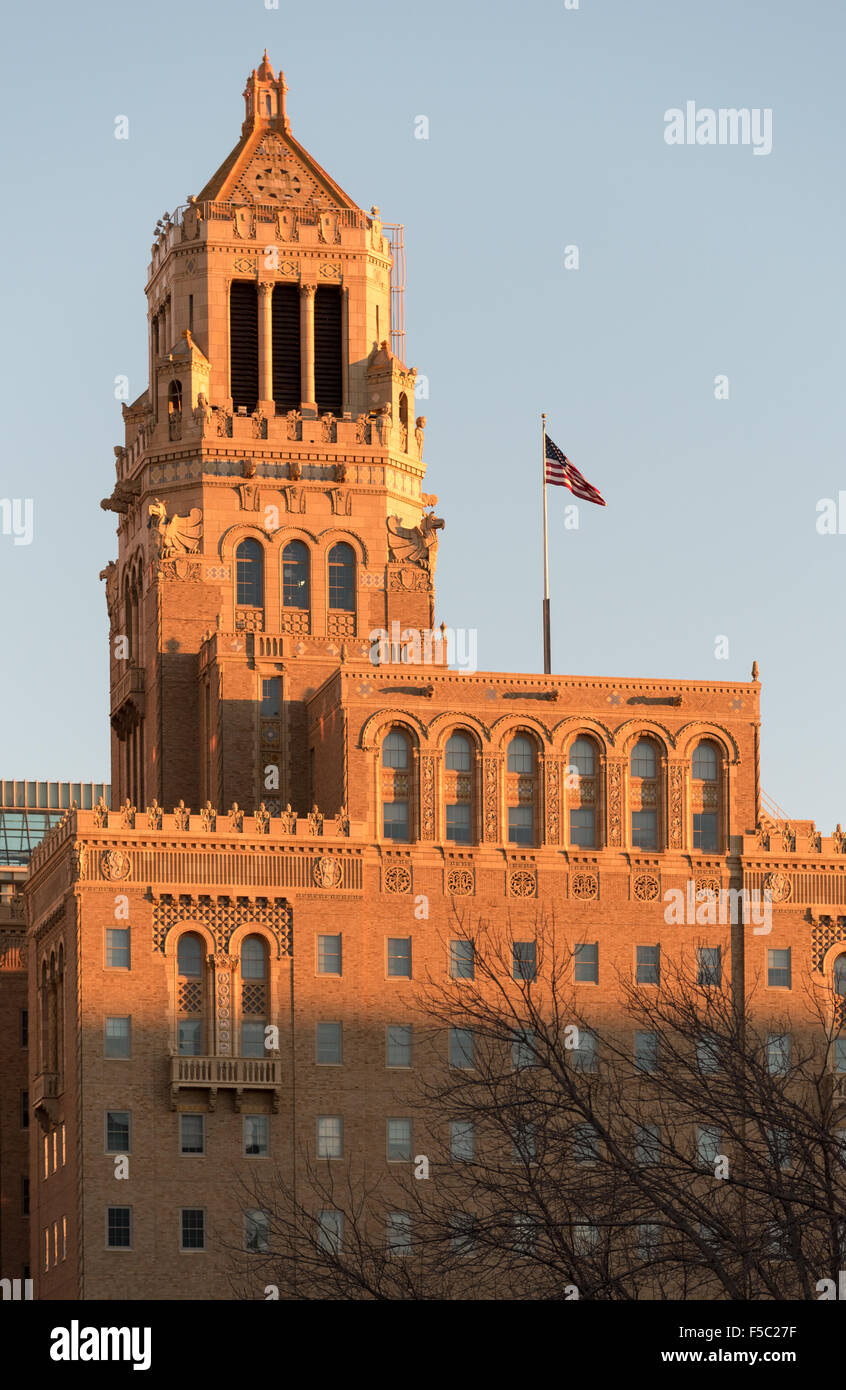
xmin=171 ymin=1056 xmax=281 ymax=1086
xmin=760 ymin=790 xmax=790 ymax=825
xmin=111 ymin=666 xmax=145 ymax=710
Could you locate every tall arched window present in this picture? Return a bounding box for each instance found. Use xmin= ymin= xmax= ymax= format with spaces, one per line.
xmin=692 ymin=740 xmax=720 ymax=851
xmin=568 ymin=736 xmax=598 ymax=848
xmin=835 ymin=955 xmax=846 ymax=997
xmin=235 ymin=539 xmax=264 ymax=609
xmin=630 ymin=738 xmax=659 ymax=849
xmin=282 ymin=540 xmax=310 ymax=610
xmin=445 ymin=732 xmax=473 ymax=844
xmin=241 ymin=936 xmax=268 ymax=1058
xmin=177 ymin=933 xmax=206 ymax=1056
xmin=382 ymin=727 xmax=411 ymax=840
xmin=328 ymin=543 xmax=355 ymax=611
xmin=507 ymin=734 xmax=536 ymax=845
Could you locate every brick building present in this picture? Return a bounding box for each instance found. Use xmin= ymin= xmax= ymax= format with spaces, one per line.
xmin=7 ymin=55 xmax=846 ymax=1299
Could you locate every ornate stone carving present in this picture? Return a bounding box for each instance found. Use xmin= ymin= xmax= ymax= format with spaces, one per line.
xmin=71 ymin=843 xmax=86 ymax=880
xmin=200 ymin=802 xmax=217 ymax=832
xmin=483 ymin=758 xmax=498 ymax=842
xmin=384 ymin=864 xmax=412 ymax=894
xmin=420 ymin=755 xmax=435 ymax=840
xmin=509 ymin=869 xmax=536 ymax=898
xmin=355 ymin=414 xmax=369 ymax=444
xmin=763 ymin=871 xmax=791 ymax=903
xmin=148 ymin=499 xmax=203 ymax=557
xmin=173 ymin=800 xmax=189 ymax=830
xmin=285 ymin=409 xmax=302 ymax=440
xmin=313 ymin=857 xmax=342 ymax=889
xmin=146 ymin=800 xmax=163 ymax=830
xmin=120 ymin=798 xmax=136 ymax=828
xmin=388 ymin=568 xmax=430 ymax=592
xmin=446 ymin=867 xmax=474 ymax=896
xmin=415 ymin=416 xmax=426 ymax=452
xmin=227 ymin=804 xmax=244 ymax=832
xmin=212 ymin=953 xmax=237 ymax=1056
xmin=334 ymin=806 xmax=350 ymax=836
xmin=386 ymin=511 xmax=444 ymax=568
xmin=254 ymin=804 xmax=270 ymax=835
xmin=307 ymin=806 xmax=324 ymax=836
xmin=238 ymin=484 xmax=261 ymax=510
xmin=93 ymin=796 xmax=109 ymax=829
xmin=781 ymin=823 xmax=796 ymax=853
xmin=695 ymin=877 xmax=721 ymax=900
xmin=755 ymin=822 xmax=770 ymax=850
xmin=280 ymin=804 xmax=296 ymax=833
xmin=807 ymin=829 xmax=821 ymax=853
xmin=153 ymin=896 xmax=292 ymax=957
xmin=834 ymin=825 xmax=846 ymax=853
xmin=101 ymin=849 xmax=131 ymax=881
xmin=633 ymin=873 xmax=660 ymax=902
xmin=571 ymin=871 xmax=598 ymax=901
xmin=607 ymin=763 xmax=622 ymax=848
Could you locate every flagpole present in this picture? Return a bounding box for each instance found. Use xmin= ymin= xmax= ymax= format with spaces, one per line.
xmin=541 ymin=412 xmax=551 ymax=674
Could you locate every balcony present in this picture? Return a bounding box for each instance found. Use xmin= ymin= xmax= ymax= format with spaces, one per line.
xmin=170 ymin=1055 xmax=282 ymax=1112
xmin=32 ymin=1071 xmax=60 ymax=1131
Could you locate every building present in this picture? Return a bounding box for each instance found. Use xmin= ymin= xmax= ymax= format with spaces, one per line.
xmin=8 ymin=54 xmax=846 ymax=1300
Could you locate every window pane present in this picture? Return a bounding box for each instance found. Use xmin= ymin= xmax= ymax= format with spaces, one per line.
xmin=697 ymin=947 xmax=721 ymax=986
xmin=572 ymin=1029 xmax=597 ymax=1072
xmin=450 ymin=1120 xmax=475 ymax=1161
xmin=634 ymin=1031 xmax=658 ymax=1072
xmin=241 ymin=935 xmax=266 ymax=979
xmin=512 ymin=941 xmax=537 ymax=981
xmin=316 ymin=1021 xmax=342 ymax=1064
xmin=105 ymin=1017 xmax=131 ymax=1058
xmin=107 ymin=1207 xmax=131 ymax=1248
xmin=631 ymin=810 xmax=657 ymax=849
xmin=511 ymin=1029 xmax=535 ymax=1069
xmin=450 ymin=940 xmax=475 ymax=979
xmin=507 ymin=736 xmax=534 ymax=773
xmin=180 ymin=1114 xmax=204 ymax=1154
xmin=261 ymin=676 xmax=281 ymax=716
xmin=697 ymin=1032 xmax=721 ymax=1073
xmin=636 ymin=945 xmax=660 ymax=985
xmin=635 ymin=1124 xmax=660 ymax=1166
xmin=382 ymin=730 xmax=409 ymax=769
xmin=569 ymin=807 xmax=595 ymax=847
xmin=767 ymin=1033 xmax=790 ymax=1075
xmin=282 ymin=541 xmax=310 ymax=609
xmin=386 ymin=1212 xmax=412 ymax=1255
xmin=177 ymin=934 xmax=203 ymax=977
xmin=508 ymin=805 xmax=534 ymax=845
xmin=106 ymin=928 xmax=130 ymax=968
xmin=241 ymin=1020 xmax=265 ymax=1057
xmin=697 ymin=1125 xmax=721 ymax=1168
xmin=446 ymin=802 xmax=471 ymax=843
xmin=235 ymin=539 xmax=264 ymax=607
xmin=317 ymin=1209 xmax=343 ymax=1253
xmin=244 ymin=1115 xmax=269 ymax=1155
xmin=327 ymin=543 xmax=355 ymax=611
xmin=383 ymin=801 xmax=410 ymax=841
xmin=317 ymin=934 xmax=342 ymax=975
xmin=692 ymin=743 xmax=718 ymax=780
xmin=181 ymin=1209 xmax=205 ymax=1250
xmin=317 ymin=1116 xmax=343 ymax=1158
xmin=178 ymin=1019 xmax=203 ymax=1056
xmin=244 ymin=1210 xmax=270 ymax=1253
xmin=693 ymin=812 xmax=718 ymax=851
xmin=386 ymin=1025 xmax=413 ymax=1067
xmin=106 ymin=1111 xmax=130 ymax=1152
xmin=387 ymin=938 xmax=412 ymax=978
xmin=387 ymin=1118 xmax=412 ymax=1160
xmin=445 ymin=734 xmax=472 ymax=771
xmin=835 ymin=956 xmax=846 ymax=997
xmin=573 ymin=1123 xmax=599 ymax=1164
xmin=569 ymin=738 xmax=595 ymax=777
xmin=631 ymin=739 xmax=656 ymax=777
xmin=449 ymin=1027 xmax=474 ymax=1068
xmin=767 ymin=948 xmax=791 ymax=989
xmin=574 ymin=942 xmax=598 ymax=983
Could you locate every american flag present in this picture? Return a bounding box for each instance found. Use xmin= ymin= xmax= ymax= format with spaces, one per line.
xmin=544 ymin=435 xmax=606 ymax=506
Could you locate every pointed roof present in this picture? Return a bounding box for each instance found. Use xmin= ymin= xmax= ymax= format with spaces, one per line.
xmin=195 ymin=56 xmax=360 ymax=211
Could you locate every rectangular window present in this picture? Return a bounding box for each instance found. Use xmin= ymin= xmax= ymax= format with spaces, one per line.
xmin=569 ymin=807 xmax=595 ymax=848
xmin=450 ymin=1213 xmax=477 ymax=1255
xmin=449 ymin=940 xmax=475 ymax=980
xmin=386 ymin=1212 xmax=412 ymax=1256
xmin=180 ymin=1114 xmax=205 ymax=1155
xmin=835 ymin=1038 xmax=846 ymax=1073
xmin=508 ymin=806 xmax=534 ymax=845
xmin=107 ymin=1207 xmax=132 ymax=1249
xmin=697 ymin=1032 xmax=721 ymax=1073
xmin=449 ymin=1027 xmax=474 ymax=1069
xmin=697 ymin=1126 xmax=722 ymax=1169
xmin=105 ymin=1111 xmax=131 ymax=1153
xmin=43 ymin=1134 xmax=49 ymax=1179
xmin=241 ymin=1021 xmax=265 ymax=1058
xmin=572 ymin=1029 xmax=597 ymax=1072
xmin=317 ymin=1115 xmax=343 ymax=1159
xmin=245 ymin=1210 xmax=270 ymax=1253
xmin=513 ymin=1123 xmax=536 ymax=1164
xmin=511 ymin=1029 xmax=535 ymax=1069
xmin=105 ymin=1016 xmax=131 ymax=1059
xmin=43 ymin=1228 xmax=49 ymax=1272
xmin=512 ymin=941 xmax=537 ymax=981
xmin=178 ymin=1019 xmax=203 ymax=1057
xmin=767 ymin=1033 xmax=791 ymax=1075
xmin=261 ymin=676 xmax=281 ymax=718
xmin=244 ymin=1115 xmax=269 ymax=1156
xmin=387 ymin=1117 xmax=412 ymax=1161
xmin=271 ymin=283 xmax=301 ymax=412
xmin=574 ymin=942 xmax=598 ymax=983
xmin=637 ymin=1224 xmax=661 ymax=1258
xmin=20 ymin=1009 xmax=28 ymax=1048
xmin=636 ymin=945 xmax=660 ymax=985
xmin=634 ymin=1030 xmax=658 ymax=1072
xmin=386 ymin=1025 xmax=413 ymax=1068
xmin=572 ymin=1123 xmax=600 ymax=1164
xmin=61 ymin=1124 xmax=66 ymax=1166
xmin=317 ymin=934 xmax=342 ymax=976
xmin=693 ymin=812 xmax=718 ymax=851
xmin=767 ymin=948 xmax=791 ymax=989
xmin=697 ymin=946 xmax=721 ymax=987
xmin=62 ymin=1216 xmax=67 ymax=1261
xmin=316 ymin=1021 xmax=342 ymax=1065
xmin=314 ymin=284 xmax=343 ymax=416
xmin=20 ymin=1090 xmax=28 ymax=1129
xmin=382 ymin=802 xmax=410 ymax=841
xmin=635 ymin=1124 xmax=660 ymax=1166
xmin=387 ymin=937 xmax=412 ymax=978
xmin=450 ymin=1120 xmax=475 ymax=1162
xmin=446 ymin=803 xmax=471 ymax=843
xmin=181 ymin=1209 xmax=205 ymax=1251
xmin=631 ymin=810 xmax=657 ymax=849
xmin=106 ymin=927 xmax=131 ymax=969
xmin=317 ymin=1209 xmax=343 ymax=1254
xmin=52 ymin=1222 xmax=58 ymax=1267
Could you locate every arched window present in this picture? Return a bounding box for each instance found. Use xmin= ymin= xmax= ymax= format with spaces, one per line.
xmin=630 ymin=738 xmax=659 ymax=849
xmin=177 ymin=933 xmax=206 ymax=1056
xmin=507 ymin=734 xmax=536 ymax=845
xmin=445 ymin=732 xmax=474 ymax=844
xmin=835 ymin=955 xmax=846 ymax=997
xmin=167 ymin=379 xmax=182 ymax=414
xmin=692 ymin=742 xmax=718 ymax=780
xmin=568 ymin=736 xmax=598 ymax=848
xmin=235 ymin=539 xmax=264 ymax=609
xmin=382 ymin=728 xmax=411 ymax=840
xmin=282 ymin=540 xmax=310 ymax=609
xmin=328 ymin=543 xmax=355 ymax=612
xmin=241 ymin=935 xmax=268 ymax=1057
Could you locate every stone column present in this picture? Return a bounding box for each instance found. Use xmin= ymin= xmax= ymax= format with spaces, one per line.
xmin=258 ymin=281 xmax=274 ymax=412
xmin=299 ymin=284 xmax=316 ymax=414
xmin=212 ymin=953 xmax=239 ymax=1056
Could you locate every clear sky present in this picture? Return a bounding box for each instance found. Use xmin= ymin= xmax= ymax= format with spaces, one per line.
xmin=0 ymin=0 xmax=843 ymax=828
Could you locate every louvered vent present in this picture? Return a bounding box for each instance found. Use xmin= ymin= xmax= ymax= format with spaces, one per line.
xmin=272 ymin=284 xmax=300 ymax=411
xmin=229 ymin=282 xmax=258 ymax=412
xmin=314 ymin=285 xmax=343 ymax=415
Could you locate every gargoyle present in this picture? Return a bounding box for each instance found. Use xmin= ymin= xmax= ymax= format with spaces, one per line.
xmin=148 ymin=498 xmax=203 ymax=556
xmin=386 ymin=510 xmax=444 ymax=568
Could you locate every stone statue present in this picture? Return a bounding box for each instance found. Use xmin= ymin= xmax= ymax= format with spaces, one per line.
xmin=308 ymin=805 xmax=324 ymax=836
xmin=120 ymin=799 xmax=136 ymax=828
xmin=200 ymin=801 xmax=216 ymax=832
xmin=148 ymin=499 xmax=203 ymax=557
xmin=280 ymin=803 xmax=296 ymax=833
xmin=334 ymin=805 xmax=350 ymax=837
xmin=93 ymin=797 xmax=109 ymax=829
xmin=146 ymin=800 xmax=163 ymax=830
xmin=415 ymin=415 xmax=426 ymax=452
xmin=386 ymin=510 xmax=445 ymax=567
xmin=228 ymin=803 xmax=244 ymax=832
xmin=173 ymin=800 xmax=189 ymax=830
xmin=254 ymin=803 xmax=270 ymax=835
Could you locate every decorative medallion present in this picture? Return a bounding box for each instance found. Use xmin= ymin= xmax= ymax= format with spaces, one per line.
xmin=571 ymin=871 xmax=598 ymax=901
xmin=101 ymin=849 xmax=131 ymax=881
xmin=633 ymin=873 xmax=660 ymax=902
xmin=509 ymin=869 xmax=536 ymax=898
xmin=313 ymin=857 xmax=342 ymax=890
xmin=384 ymin=864 xmax=412 ymax=895
xmin=763 ymin=871 xmax=791 ymax=903
xmin=695 ymin=877 xmax=721 ymax=900
xmin=446 ymin=868 xmax=474 ymax=897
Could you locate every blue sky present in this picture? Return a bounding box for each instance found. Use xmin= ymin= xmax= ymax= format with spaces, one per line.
xmin=0 ymin=0 xmax=843 ymax=827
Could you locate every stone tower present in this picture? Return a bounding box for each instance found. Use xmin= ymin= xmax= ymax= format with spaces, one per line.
xmin=101 ymin=52 xmax=442 ymax=819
